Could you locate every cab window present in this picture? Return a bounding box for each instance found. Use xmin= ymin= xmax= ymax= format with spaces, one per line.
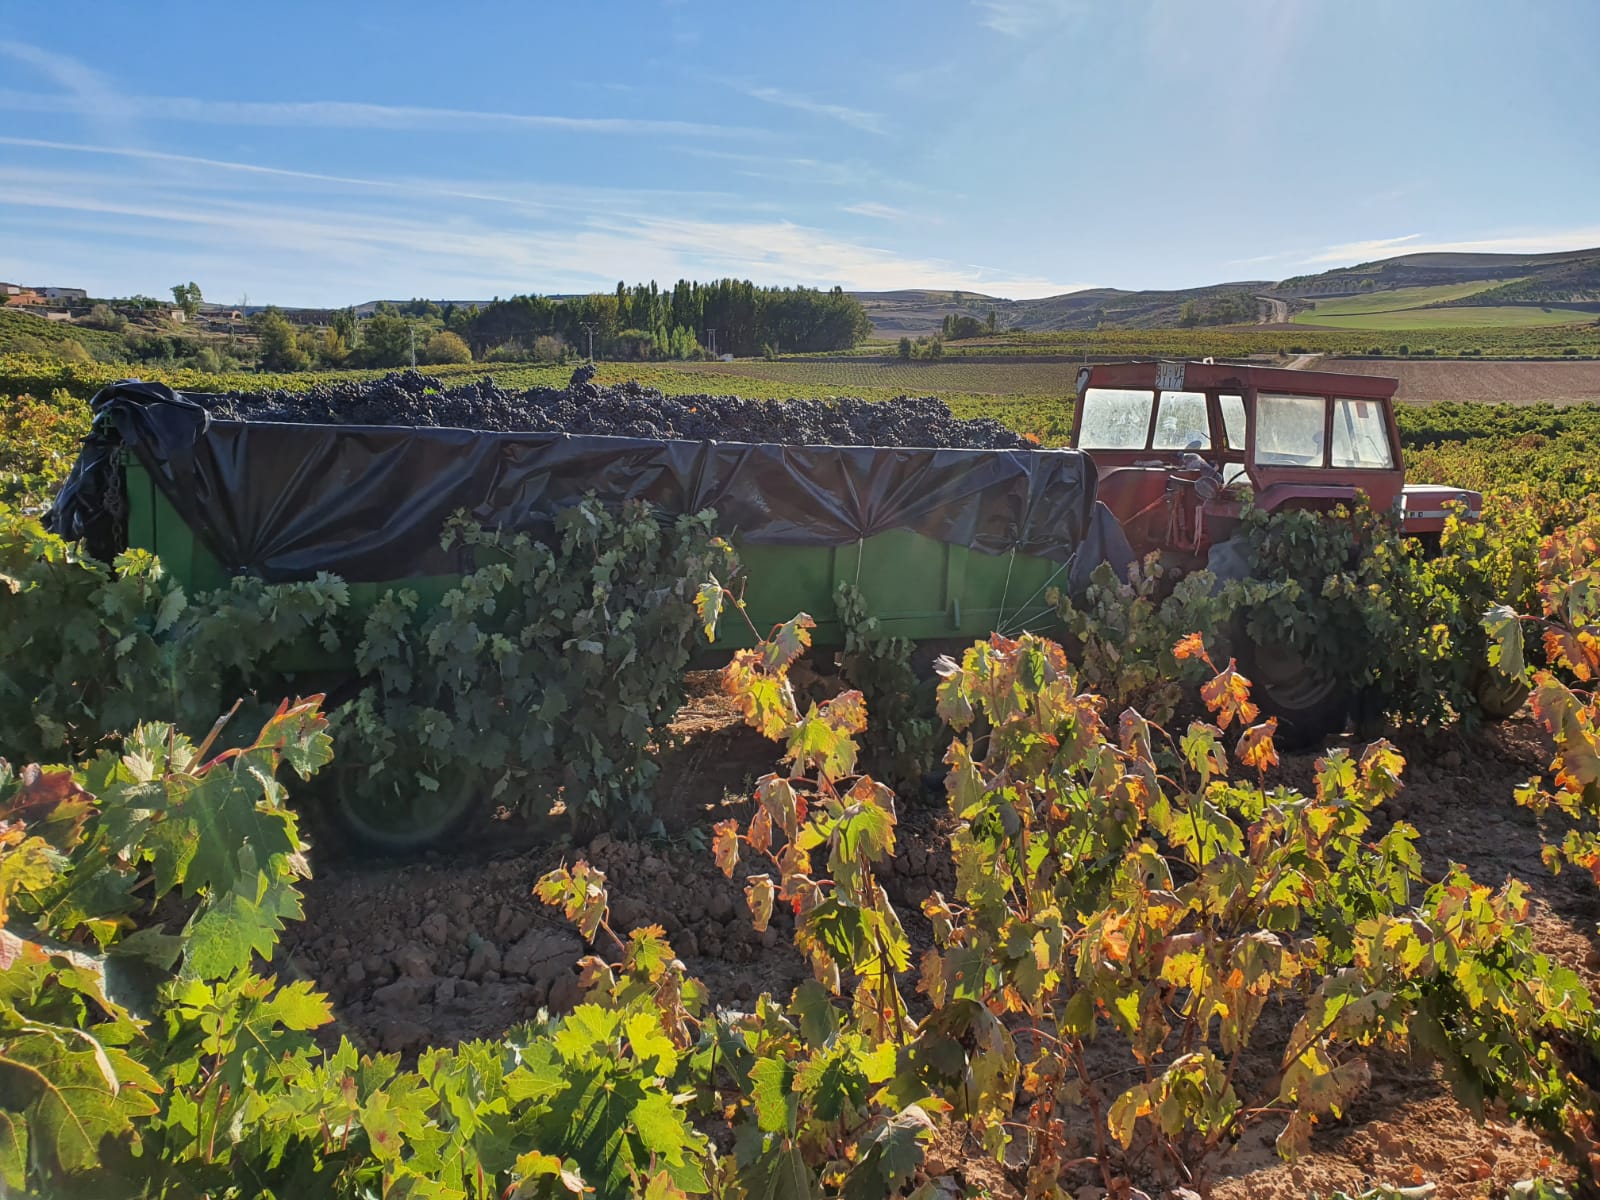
xmin=1151 ymin=390 xmax=1211 ymax=450
xmin=1330 ymin=397 xmax=1394 ymax=468
xmin=1219 ymin=394 xmax=1246 ymax=449
xmin=1077 ymin=388 xmax=1154 ymax=450
xmin=1255 ymin=393 xmax=1327 ymax=468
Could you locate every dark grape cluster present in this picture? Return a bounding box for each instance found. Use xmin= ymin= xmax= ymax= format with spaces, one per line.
xmin=198 ymin=367 xmax=1032 ymax=450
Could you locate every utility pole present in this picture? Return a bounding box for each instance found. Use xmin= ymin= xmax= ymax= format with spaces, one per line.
xmin=706 ymin=327 xmax=717 ymax=357
xmin=409 ymin=323 xmax=416 ymax=368
xmin=581 ymin=322 xmax=599 ymax=361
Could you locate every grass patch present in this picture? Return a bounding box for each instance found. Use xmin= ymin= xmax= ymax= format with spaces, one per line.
xmin=1301 ymin=305 xmax=1599 ymax=330
xmin=1291 ymin=281 xmax=1501 ymax=320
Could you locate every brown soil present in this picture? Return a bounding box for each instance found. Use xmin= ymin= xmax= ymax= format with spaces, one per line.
xmin=280 ymin=679 xmax=1599 ymax=1198
xmin=1320 ymin=358 xmax=1600 ymax=406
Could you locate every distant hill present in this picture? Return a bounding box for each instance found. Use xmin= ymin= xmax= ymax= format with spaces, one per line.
xmin=1273 ymin=247 xmax=1600 ymax=302
xmin=853 ymin=247 xmax=1600 ymax=337
xmin=852 ymin=282 xmax=1273 ymax=336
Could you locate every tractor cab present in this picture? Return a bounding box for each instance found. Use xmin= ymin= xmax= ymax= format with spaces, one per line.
xmin=1071 ymin=360 xmax=1479 ymax=560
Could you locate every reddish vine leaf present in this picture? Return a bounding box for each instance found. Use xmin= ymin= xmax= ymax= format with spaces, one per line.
xmin=1200 ymin=660 xmax=1259 ymax=730
xmin=1236 ymin=718 xmax=1279 ymax=774
xmin=1173 ymin=631 xmax=1211 ymax=667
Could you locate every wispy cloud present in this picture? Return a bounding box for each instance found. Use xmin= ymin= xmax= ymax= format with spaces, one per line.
xmin=0 ymin=87 xmax=757 ymax=139
xmin=973 ymin=0 xmax=1081 ymax=37
xmin=727 ymin=83 xmax=887 ymax=135
xmin=0 ymin=159 xmax=1078 ymax=303
xmin=1302 ymin=235 xmax=1422 ymax=264
xmin=1303 ymin=229 xmax=1600 ymax=266
xmin=0 ymin=40 xmax=138 ymax=148
xmin=0 ymin=137 xmax=745 ymax=215
xmin=842 ymin=202 xmax=907 ymax=221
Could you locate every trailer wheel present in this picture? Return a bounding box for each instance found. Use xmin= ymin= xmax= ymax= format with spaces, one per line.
xmin=1233 ymin=628 xmax=1350 ymax=751
xmin=332 ymin=768 xmax=478 ymax=854
xmin=1473 ymin=668 xmax=1530 ymax=721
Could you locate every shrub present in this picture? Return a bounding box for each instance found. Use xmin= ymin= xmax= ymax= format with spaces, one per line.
xmin=420 ymin=330 xmax=472 ymax=364
xmin=532 ymin=334 xmax=567 ymax=363
xmin=484 ymin=340 xmax=529 ymax=362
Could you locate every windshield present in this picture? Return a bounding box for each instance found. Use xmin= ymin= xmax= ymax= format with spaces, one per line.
xmin=1255 ymin=393 xmax=1327 ymax=467
xmin=1331 ymin=397 xmax=1394 ymax=468
xmin=1077 ymin=387 xmax=1153 ymax=449
xmin=1152 ymin=390 xmax=1211 ymax=450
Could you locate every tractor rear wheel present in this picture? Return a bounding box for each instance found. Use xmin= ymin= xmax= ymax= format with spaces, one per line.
xmin=1473 ymin=668 xmax=1530 ymax=721
xmin=1233 ymin=625 xmax=1351 ymax=751
xmin=331 ymin=766 xmax=478 ymax=854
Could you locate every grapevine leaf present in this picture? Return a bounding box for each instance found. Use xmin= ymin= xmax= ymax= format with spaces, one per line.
xmin=0 ymin=1109 xmax=24 ymax=1191
xmin=643 ymin=1170 xmax=692 ymax=1200
xmin=842 ymin=1105 xmax=934 ymax=1199
xmin=181 ymin=865 xmax=305 ymax=980
xmin=749 ymin=1056 xmax=797 ymax=1134
xmin=794 ymin=1043 xmax=866 ymax=1122
xmin=791 ymin=979 xmax=839 ymax=1047
xmin=712 ymin=820 xmax=741 ymax=877
xmin=761 ymin=613 xmax=815 ymax=673
xmin=1173 ymin=631 xmax=1210 ymax=665
xmin=1482 ymin=604 xmax=1526 ymax=678
xmin=0 ymin=837 xmax=60 ymax=925
xmin=510 ymin=1150 xmax=588 ymax=1197
xmin=1107 ymin=1085 xmax=1146 ymax=1148
xmin=1236 ymin=718 xmax=1279 ymax=774
xmin=0 ymin=1022 xmax=159 ymax=1179
xmin=819 ymin=690 xmax=867 ymax=735
xmin=628 ymin=1090 xmax=699 ymax=1174
xmin=694 ymin=578 xmax=724 ymax=643
xmin=745 ymin=875 xmax=776 ymax=933
xmin=1200 ymin=659 xmax=1259 ymax=730
xmin=735 ymin=1144 xmax=821 ymax=1200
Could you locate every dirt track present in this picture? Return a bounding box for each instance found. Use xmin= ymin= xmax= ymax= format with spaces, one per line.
xmin=1321 ymin=358 xmax=1600 ymax=405
xmin=280 ymin=681 xmax=1597 ymax=1198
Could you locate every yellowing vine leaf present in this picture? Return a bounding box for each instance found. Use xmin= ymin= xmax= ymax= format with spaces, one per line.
xmin=1200 ymin=660 xmax=1259 ymax=730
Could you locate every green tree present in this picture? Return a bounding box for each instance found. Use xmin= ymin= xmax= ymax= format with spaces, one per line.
xmin=897 ymin=336 xmax=913 ymax=360
xmin=985 ymin=308 xmax=997 ymax=334
xmin=359 ymin=310 xmax=416 ymax=367
xmin=170 ymin=281 xmax=203 ymax=318
xmin=332 ymin=307 xmax=359 ymax=350
xmin=1179 ymin=300 xmax=1200 ymax=327
xmin=252 ymin=307 xmax=309 ymax=371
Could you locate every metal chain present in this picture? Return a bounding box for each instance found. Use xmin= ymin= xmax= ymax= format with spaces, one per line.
xmin=104 ymin=444 xmax=128 ymax=547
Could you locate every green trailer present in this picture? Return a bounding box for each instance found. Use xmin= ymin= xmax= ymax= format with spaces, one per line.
xmin=47 ymin=380 xmax=1128 ymax=845
xmin=122 ymin=456 xmax=1088 ymax=653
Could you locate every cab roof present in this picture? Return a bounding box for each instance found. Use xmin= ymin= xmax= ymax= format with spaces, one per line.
xmin=1080 ymin=360 xmax=1399 ymax=402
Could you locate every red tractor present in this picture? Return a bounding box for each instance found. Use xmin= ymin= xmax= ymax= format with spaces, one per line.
xmin=1071 ymin=360 xmax=1487 ymax=742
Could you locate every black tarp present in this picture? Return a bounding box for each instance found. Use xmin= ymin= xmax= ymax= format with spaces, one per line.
xmin=49 ymin=381 xmax=1132 ymax=590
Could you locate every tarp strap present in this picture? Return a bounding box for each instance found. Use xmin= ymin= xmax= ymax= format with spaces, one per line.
xmin=996 ymin=546 xmax=1017 ymax=631
xmin=999 ymin=556 xmax=1071 ymax=635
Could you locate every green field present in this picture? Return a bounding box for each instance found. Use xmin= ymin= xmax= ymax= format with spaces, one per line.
xmin=1291 ymin=280 xmax=1596 ymax=330
xmin=1299 ymin=304 xmax=1599 ymax=330
xmin=1291 ymin=281 xmax=1501 ymax=318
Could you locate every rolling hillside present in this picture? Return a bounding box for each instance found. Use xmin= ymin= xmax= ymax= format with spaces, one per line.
xmin=854 ymin=282 xmax=1272 ymax=336
xmin=856 ymin=247 xmax=1600 ymax=336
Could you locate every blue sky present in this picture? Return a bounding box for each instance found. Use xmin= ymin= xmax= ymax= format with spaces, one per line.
xmin=2 ymin=0 xmax=1596 ymax=306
